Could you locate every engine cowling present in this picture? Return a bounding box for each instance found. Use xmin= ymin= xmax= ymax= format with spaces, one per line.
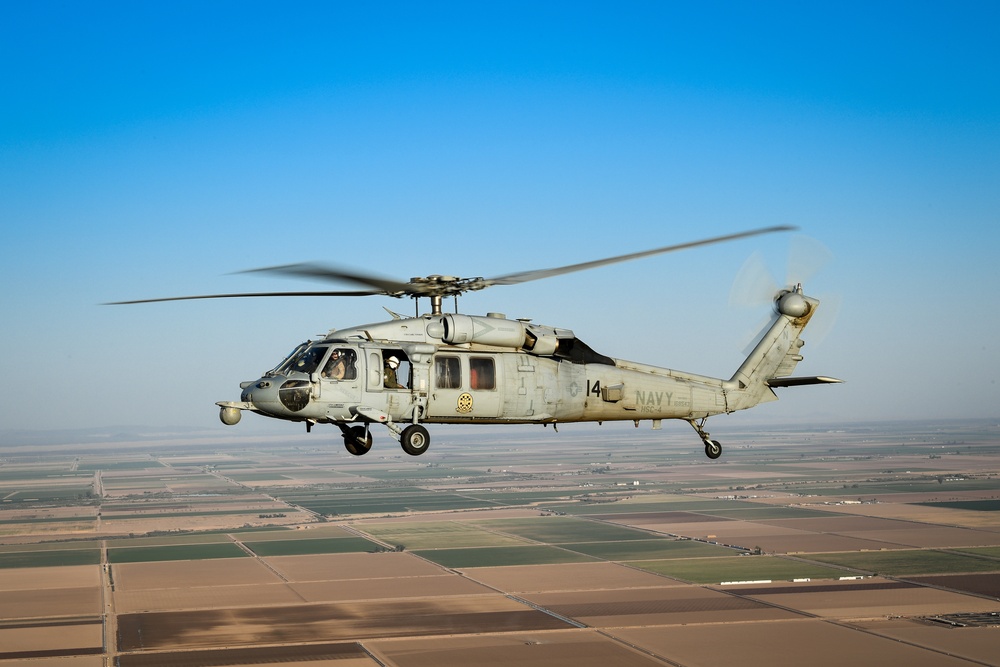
xmin=441 ymin=314 xmax=527 ymax=348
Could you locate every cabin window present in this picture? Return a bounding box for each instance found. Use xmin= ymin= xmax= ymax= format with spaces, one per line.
xmin=470 ymin=357 xmax=496 ymax=390
xmin=435 ymin=356 xmax=461 ymax=389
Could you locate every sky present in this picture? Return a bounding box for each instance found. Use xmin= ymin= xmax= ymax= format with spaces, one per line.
xmin=1 ymin=1 xmax=998 ymax=435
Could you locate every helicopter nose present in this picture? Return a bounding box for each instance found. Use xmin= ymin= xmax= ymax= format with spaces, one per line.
xmin=242 ymin=376 xmax=313 ymax=415
xmin=242 ymin=378 xmax=281 ymax=413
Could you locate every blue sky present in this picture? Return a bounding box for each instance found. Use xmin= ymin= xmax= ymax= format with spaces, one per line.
xmin=2 ymin=1 xmax=998 ymax=433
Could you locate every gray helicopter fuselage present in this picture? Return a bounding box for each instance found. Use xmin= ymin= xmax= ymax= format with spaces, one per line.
xmin=233 ymin=313 xmax=739 ymax=428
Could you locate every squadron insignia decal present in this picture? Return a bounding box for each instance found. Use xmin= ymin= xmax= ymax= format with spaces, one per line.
xmin=456 ymin=392 xmax=474 ymax=414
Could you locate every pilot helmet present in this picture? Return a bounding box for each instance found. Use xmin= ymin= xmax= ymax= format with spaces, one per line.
xmin=387 ymin=355 xmax=399 ymax=368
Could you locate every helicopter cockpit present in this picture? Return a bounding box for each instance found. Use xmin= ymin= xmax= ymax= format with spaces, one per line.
xmin=267 ymin=343 xmax=358 ymax=381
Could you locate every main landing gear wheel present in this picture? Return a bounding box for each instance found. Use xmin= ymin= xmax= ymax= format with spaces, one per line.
xmin=688 ymin=418 xmax=722 ymax=460
xmin=343 ymin=425 xmax=373 ymax=456
xmin=705 ymin=440 xmax=722 ymax=460
xmin=400 ymin=424 xmax=430 ymax=456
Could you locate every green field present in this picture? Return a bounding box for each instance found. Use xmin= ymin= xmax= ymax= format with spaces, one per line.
xmin=360 ymin=522 xmax=529 ymax=549
xmin=803 ymin=549 xmax=1000 ymax=576
xmin=460 ymin=490 xmax=585 ymax=504
xmin=103 ymin=508 xmax=284 ymax=520
xmin=0 ymin=540 xmax=101 ymax=553
xmin=230 ymin=527 xmax=336 ymax=541
xmin=632 ymin=556 xmax=848 ymax=584
xmin=560 ymin=539 xmax=736 ymax=560
xmin=472 ymin=517 xmax=655 ymax=543
xmin=1 ymin=487 xmax=96 ymax=503
xmin=244 ymin=537 xmax=378 ymax=556
xmin=278 ymin=489 xmax=495 ymax=515
xmin=415 ymin=545 xmax=599 ymax=568
xmin=108 ymin=543 xmax=249 ymax=563
xmin=0 ymin=548 xmax=101 ymax=568
xmin=698 ymin=507 xmax=835 ymax=520
xmin=106 ymin=533 xmax=233 ymax=547
xmin=954 ymin=546 xmax=1000 ymax=560
xmin=76 ymin=460 xmax=165 ymax=471
xmin=917 ymin=499 xmax=1000 ymax=511
xmin=551 ymin=499 xmax=759 ymax=515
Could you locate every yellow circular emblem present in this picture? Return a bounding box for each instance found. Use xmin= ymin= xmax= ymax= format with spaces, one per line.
xmin=456 ymin=392 xmax=474 ymax=414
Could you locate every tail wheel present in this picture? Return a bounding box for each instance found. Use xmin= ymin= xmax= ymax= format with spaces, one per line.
xmin=400 ymin=424 xmax=430 ymax=456
xmin=344 ymin=426 xmax=373 ymax=456
xmin=705 ymin=440 xmax=722 ymax=459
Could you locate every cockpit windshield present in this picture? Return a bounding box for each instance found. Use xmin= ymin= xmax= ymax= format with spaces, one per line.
xmin=275 ymin=344 xmax=330 ymax=376
xmin=269 ymin=342 xmax=310 ymax=375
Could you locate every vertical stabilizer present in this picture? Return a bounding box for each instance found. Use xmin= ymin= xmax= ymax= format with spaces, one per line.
xmin=727 ymin=288 xmax=821 ymax=411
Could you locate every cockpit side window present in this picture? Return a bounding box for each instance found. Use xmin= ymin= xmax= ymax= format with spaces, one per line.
xmin=322 ymin=348 xmax=357 ymax=381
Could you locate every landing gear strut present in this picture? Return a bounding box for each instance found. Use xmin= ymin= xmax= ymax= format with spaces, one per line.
xmin=688 ymin=418 xmax=722 ymax=460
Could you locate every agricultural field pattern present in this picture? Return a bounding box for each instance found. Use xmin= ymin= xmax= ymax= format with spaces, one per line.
xmin=1 ymin=419 xmax=999 ymax=666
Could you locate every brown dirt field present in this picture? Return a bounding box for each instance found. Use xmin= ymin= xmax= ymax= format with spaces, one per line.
xmin=0 ymin=587 xmax=101 ymax=619
xmin=118 ymin=596 xmax=571 ymax=651
xmin=803 ymin=501 xmax=1000 ymax=528
xmin=0 ymin=658 xmax=103 ymax=667
xmin=0 ymin=564 xmax=99 ymax=590
xmin=290 ymin=574 xmax=493 ymax=602
xmin=593 ymin=511 xmax=734 ymax=525
xmin=264 ymin=552 xmax=446 ymax=582
xmin=115 ymin=583 xmax=305 ymax=613
xmin=0 ymin=522 xmax=95 ymax=538
xmin=0 ymin=621 xmax=102 ymax=655
xmin=750 ymin=532 xmax=904 ymax=553
xmin=114 ymin=558 xmax=283 ymax=591
xmin=837 ymin=526 xmax=1000 ymax=549
xmin=670 ymin=520 xmax=810 ymax=538
xmin=907 ymin=573 xmax=1000 ymax=598
xmin=460 ymin=562 xmax=680 ymax=592
xmin=114 ymin=642 xmax=377 ymax=667
xmin=367 ymin=628 xmax=666 ymax=667
xmin=0 ymin=507 xmax=97 ymax=521
xmin=853 ymin=619 xmax=1000 ymax=666
xmin=739 ymin=580 xmax=1000 ymax=617
xmin=102 ymin=514 xmax=305 ymax=534
xmin=610 ymin=619 xmax=981 ymax=667
xmin=524 ymin=586 xmax=802 ymax=627
xmin=756 ymin=515 xmax=926 ymax=533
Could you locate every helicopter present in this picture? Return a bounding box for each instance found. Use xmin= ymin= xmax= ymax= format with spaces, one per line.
xmin=111 ymin=226 xmax=840 ymax=459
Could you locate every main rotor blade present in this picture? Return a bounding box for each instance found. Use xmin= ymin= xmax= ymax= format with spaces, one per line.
xmin=238 ymin=263 xmax=415 ymax=294
xmin=485 ymin=225 xmax=797 ymax=286
xmin=105 ymin=290 xmax=383 ymax=305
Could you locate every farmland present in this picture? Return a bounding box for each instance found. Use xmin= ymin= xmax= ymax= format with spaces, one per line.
xmin=0 ymin=419 xmax=998 ymax=665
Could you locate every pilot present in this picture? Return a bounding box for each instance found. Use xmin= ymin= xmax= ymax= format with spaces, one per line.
xmin=323 ymin=350 xmax=347 ymax=380
xmin=384 ymin=355 xmax=403 ymax=388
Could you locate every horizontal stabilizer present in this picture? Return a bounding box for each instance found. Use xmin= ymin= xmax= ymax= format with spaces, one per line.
xmin=767 ymin=376 xmax=844 ymax=388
